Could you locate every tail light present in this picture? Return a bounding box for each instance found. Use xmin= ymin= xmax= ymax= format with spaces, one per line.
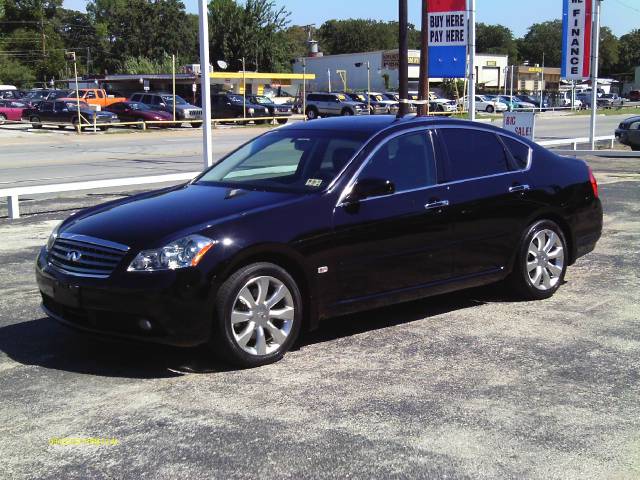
xmin=588 ymin=167 xmax=599 ymax=199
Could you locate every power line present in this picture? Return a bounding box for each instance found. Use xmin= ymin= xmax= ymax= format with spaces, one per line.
xmin=614 ymin=0 xmax=640 ymax=14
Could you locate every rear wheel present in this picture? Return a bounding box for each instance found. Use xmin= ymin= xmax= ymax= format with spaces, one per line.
xmin=508 ymin=220 xmax=567 ymax=300
xmin=210 ymin=262 xmax=303 ymax=368
xmin=276 ymin=118 xmax=288 ymax=125
xmin=99 ymin=126 xmax=109 ymax=131
xmin=30 ymin=116 xmax=42 ymax=129
xmin=341 ymin=108 xmax=354 ymax=116
xmin=485 ymin=105 xmax=495 ymax=113
xmin=191 ymin=122 xmax=203 ymax=128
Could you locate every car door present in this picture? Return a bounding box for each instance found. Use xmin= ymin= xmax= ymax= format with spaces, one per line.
xmin=627 ymin=120 xmax=640 ymax=149
xmin=39 ymin=101 xmax=54 ymax=121
xmin=331 ymin=128 xmax=453 ymax=305
xmin=435 ymin=126 xmax=537 ymax=278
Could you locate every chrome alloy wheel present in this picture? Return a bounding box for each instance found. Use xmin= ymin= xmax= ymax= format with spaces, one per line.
xmin=230 ymin=276 xmax=295 ymax=356
xmin=526 ymin=229 xmax=565 ymax=291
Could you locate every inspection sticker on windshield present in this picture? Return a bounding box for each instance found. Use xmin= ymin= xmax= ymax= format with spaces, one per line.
xmin=306 ymin=178 xmax=323 ymax=187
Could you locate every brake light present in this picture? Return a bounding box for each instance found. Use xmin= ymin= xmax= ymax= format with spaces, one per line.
xmin=588 ymin=167 xmax=599 ymax=199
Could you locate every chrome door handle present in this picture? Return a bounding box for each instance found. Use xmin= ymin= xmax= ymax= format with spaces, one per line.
xmin=509 ymin=184 xmax=530 ymax=193
xmin=425 ymin=200 xmax=450 ymax=210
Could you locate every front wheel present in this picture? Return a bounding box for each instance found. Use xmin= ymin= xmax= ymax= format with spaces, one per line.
xmin=341 ymin=108 xmax=354 ymax=116
xmin=276 ymin=118 xmax=288 ymax=125
xmin=485 ymin=105 xmax=495 ymax=113
xmin=211 ymin=262 xmax=303 ymax=368
xmin=508 ymin=220 xmax=568 ymax=300
xmin=191 ymin=122 xmax=202 ymax=128
xmin=30 ymin=116 xmax=42 ymax=129
xmin=0 ymin=113 xmax=6 ymax=125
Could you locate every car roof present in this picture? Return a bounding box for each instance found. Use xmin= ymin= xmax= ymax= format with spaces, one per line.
xmin=279 ymin=115 xmax=521 ymax=138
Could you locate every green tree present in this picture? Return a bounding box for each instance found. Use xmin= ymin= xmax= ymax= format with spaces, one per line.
xmin=208 ymin=0 xmax=290 ymax=72
xmin=0 ymin=55 xmax=36 ymax=86
xmin=618 ymin=29 xmax=640 ymax=74
xmin=318 ymin=19 xmax=420 ymax=55
xmin=518 ymin=20 xmax=562 ymax=67
xmin=476 ymin=23 xmax=518 ymax=63
xmin=598 ymin=27 xmax=619 ymax=76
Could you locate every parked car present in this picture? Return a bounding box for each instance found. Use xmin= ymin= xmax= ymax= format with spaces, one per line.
xmin=22 ymin=99 xmax=119 ymax=130
xmin=305 ymin=92 xmax=368 ymax=119
xmin=247 ymin=95 xmax=293 ymax=124
xmin=37 ymin=115 xmax=602 ymax=367
xmin=367 ymin=92 xmax=399 ymax=114
xmin=342 ymin=92 xmax=387 ymax=115
xmin=0 ymin=99 xmax=29 ymax=124
xmin=576 ymin=93 xmax=612 ymax=109
xmin=210 ymin=92 xmax=270 ymax=124
xmin=0 ymin=85 xmax=20 ymax=99
xmin=496 ymin=95 xmax=536 ymax=111
xmin=20 ymin=89 xmax=71 ymax=107
xmin=518 ymin=95 xmax=550 ymax=110
xmin=105 ymin=101 xmax=176 ymax=128
xmin=628 ymin=90 xmax=640 ymax=102
xmin=67 ymin=88 xmax=128 ymax=110
xmin=557 ymin=91 xmax=583 ymax=109
xmin=458 ymin=95 xmax=508 ymax=113
xmin=599 ymin=93 xmax=624 ymax=108
xmin=615 ymin=116 xmax=640 ymax=151
xmin=384 ymin=92 xmax=417 ymax=112
xmin=129 ymin=92 xmax=203 ymax=127
xmin=429 ymin=98 xmax=458 ymax=114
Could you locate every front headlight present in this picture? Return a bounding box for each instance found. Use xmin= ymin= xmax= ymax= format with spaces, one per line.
xmin=248 ymin=107 xmax=255 ymax=115
xmin=46 ymin=222 xmax=61 ymax=251
xmin=127 ymin=234 xmax=216 ymax=272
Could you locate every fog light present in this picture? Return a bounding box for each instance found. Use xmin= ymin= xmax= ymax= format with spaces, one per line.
xmin=138 ymin=319 xmax=153 ymax=331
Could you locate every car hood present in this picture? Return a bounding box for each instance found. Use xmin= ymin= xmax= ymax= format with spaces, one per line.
xmin=61 ymin=183 xmax=302 ymax=249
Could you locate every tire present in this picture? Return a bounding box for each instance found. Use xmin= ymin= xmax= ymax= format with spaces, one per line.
xmin=210 ymin=262 xmax=303 ymax=368
xmin=276 ymin=118 xmax=288 ymax=125
xmin=0 ymin=113 xmax=6 ymax=125
xmin=305 ymin=107 xmax=318 ymax=120
xmin=632 ymin=146 xmax=640 ymax=151
xmin=191 ymin=122 xmax=203 ymax=128
xmin=99 ymin=126 xmax=109 ymax=131
xmin=508 ymin=220 xmax=568 ymax=300
xmin=57 ymin=125 xmax=66 ymax=130
xmin=485 ymin=105 xmax=495 ymax=113
xmin=255 ymin=119 xmax=268 ymax=125
xmin=30 ymin=116 xmax=42 ymax=129
xmin=341 ymin=108 xmax=354 ymax=116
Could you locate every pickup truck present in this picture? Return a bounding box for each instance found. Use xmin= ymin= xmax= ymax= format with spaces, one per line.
xmin=67 ymin=89 xmax=127 ymax=110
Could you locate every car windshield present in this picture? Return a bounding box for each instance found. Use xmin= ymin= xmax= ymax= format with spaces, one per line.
xmin=252 ymin=96 xmax=271 ymax=105
xmin=161 ymin=95 xmax=188 ymax=105
xmin=25 ymin=91 xmax=47 ymax=99
xmin=128 ymin=102 xmax=151 ymax=110
xmin=196 ymin=130 xmax=368 ymax=193
xmin=64 ymin=101 xmax=89 ymax=109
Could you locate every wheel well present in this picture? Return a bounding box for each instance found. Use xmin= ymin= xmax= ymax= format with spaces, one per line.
xmin=220 ymin=252 xmax=315 ymax=331
xmin=532 ymin=213 xmax=575 ymax=265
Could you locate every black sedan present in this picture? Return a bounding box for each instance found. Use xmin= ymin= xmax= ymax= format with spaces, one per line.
xmin=615 ymin=116 xmax=640 ymax=151
xmin=36 ymin=116 xmax=602 ymax=367
xmin=22 ymin=99 xmax=118 ymax=130
xmin=248 ymin=95 xmax=293 ymax=124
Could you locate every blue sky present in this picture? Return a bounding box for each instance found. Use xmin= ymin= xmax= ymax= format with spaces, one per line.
xmin=63 ymin=0 xmax=638 ymax=37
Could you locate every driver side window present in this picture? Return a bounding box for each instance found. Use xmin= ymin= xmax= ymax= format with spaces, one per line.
xmin=359 ymin=130 xmax=437 ymax=192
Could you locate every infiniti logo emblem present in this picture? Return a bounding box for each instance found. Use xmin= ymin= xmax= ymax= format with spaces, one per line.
xmin=66 ymin=251 xmax=82 ymax=262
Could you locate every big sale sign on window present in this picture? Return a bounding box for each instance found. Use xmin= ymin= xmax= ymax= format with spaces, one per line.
xmin=428 ymin=0 xmax=467 ymax=78
xmin=561 ymin=0 xmax=593 ymax=80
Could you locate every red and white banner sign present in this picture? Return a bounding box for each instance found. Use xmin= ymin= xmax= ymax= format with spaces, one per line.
xmin=561 ymin=0 xmax=593 ymax=80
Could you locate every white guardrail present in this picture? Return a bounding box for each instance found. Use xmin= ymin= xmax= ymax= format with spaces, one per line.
xmin=1 ymin=172 xmax=199 ymax=219
xmin=0 ymin=135 xmax=628 ymax=221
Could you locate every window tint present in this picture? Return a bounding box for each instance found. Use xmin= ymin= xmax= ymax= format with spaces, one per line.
xmin=40 ymin=102 xmax=53 ymax=112
xmin=500 ymin=136 xmax=530 ymax=170
xmin=440 ymin=128 xmax=509 ymax=181
xmin=85 ymin=91 xmax=96 ymax=99
xmin=131 ymin=94 xmax=141 ymax=102
xmin=630 ymin=121 xmax=640 ymax=130
xmin=96 ymin=90 xmax=104 ymax=98
xmin=141 ymin=95 xmax=152 ymax=104
xmin=360 ymin=131 xmax=436 ymax=191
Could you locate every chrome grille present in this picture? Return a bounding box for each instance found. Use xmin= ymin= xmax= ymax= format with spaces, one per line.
xmin=49 ymin=234 xmax=129 ymax=278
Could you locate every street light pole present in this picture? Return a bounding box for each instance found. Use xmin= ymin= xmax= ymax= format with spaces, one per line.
xmin=367 ymin=61 xmax=371 ymax=113
xmin=418 ymin=0 xmax=429 ymax=116
xmin=589 ymin=0 xmax=602 ymax=150
xmin=398 ymin=0 xmax=409 ymax=117
xmin=197 ymin=0 xmax=213 ymax=168
xmin=242 ymin=57 xmax=247 ymax=120
xmin=468 ymin=0 xmax=476 ymax=121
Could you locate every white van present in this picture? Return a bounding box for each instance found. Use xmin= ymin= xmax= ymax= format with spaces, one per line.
xmin=0 ymin=85 xmax=18 ymax=99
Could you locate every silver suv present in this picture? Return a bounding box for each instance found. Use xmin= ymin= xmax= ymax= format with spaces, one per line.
xmin=129 ymin=92 xmax=203 ymax=127
xmin=305 ymin=92 xmax=369 ymax=120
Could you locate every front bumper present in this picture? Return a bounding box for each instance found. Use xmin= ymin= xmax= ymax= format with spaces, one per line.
xmin=36 ymin=248 xmax=214 ymax=347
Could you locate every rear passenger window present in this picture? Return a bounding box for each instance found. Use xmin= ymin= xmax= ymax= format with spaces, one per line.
xmin=360 ymin=131 xmax=436 ymax=191
xmin=500 ymin=136 xmax=530 ymax=170
xmin=440 ymin=128 xmax=509 ymax=181
xmin=131 ymin=94 xmax=141 ymax=102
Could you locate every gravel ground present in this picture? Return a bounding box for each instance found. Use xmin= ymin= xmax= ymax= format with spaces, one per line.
xmin=0 ymin=156 xmax=638 ymax=479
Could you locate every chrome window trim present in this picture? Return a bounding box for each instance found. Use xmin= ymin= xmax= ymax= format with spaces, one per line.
xmin=58 ymin=232 xmax=130 ymax=252
xmin=336 ymin=123 xmax=533 ymax=208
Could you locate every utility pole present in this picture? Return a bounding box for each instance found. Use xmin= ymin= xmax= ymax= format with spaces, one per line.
xmin=540 ymin=52 xmax=545 ymax=112
xmin=398 ymin=0 xmax=409 ymax=117
xmin=242 ymin=57 xmax=246 ymax=119
xmin=86 ymin=47 xmax=91 ymax=73
xmin=589 ymin=0 xmax=602 ymax=150
xmin=468 ymin=0 xmax=476 ymax=121
xmin=198 ymin=0 xmax=213 ymax=168
xmin=418 ymin=0 xmax=429 ymax=116
xmin=172 ymin=54 xmax=177 ymax=122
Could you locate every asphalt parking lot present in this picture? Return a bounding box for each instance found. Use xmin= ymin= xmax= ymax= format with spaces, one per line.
xmin=0 ymin=155 xmax=639 ymax=479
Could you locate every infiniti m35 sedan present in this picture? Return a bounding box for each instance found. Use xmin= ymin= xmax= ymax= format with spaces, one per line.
xmin=37 ymin=116 xmax=602 ymax=367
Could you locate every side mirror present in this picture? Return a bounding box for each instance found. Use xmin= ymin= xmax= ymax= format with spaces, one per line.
xmin=344 ymin=178 xmax=395 ymax=204
xmin=159 ymin=103 xmax=166 ymax=108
